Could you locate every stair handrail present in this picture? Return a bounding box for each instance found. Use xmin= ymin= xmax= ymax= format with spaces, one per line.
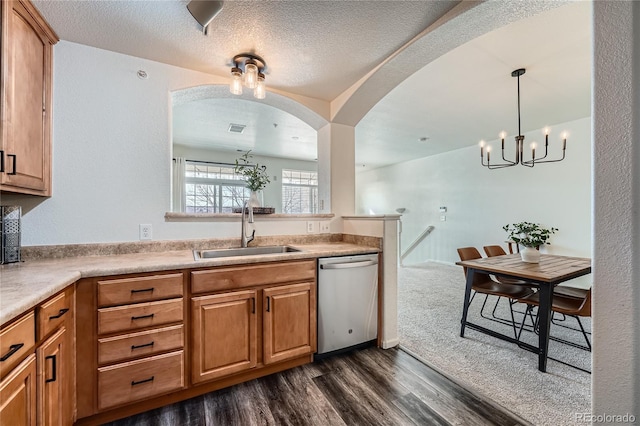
xmin=400 ymin=225 xmax=435 ymax=265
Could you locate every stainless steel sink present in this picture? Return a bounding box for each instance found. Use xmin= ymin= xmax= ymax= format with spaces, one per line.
xmin=193 ymin=245 xmax=301 ymax=260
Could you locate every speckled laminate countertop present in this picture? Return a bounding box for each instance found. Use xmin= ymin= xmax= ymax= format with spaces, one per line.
xmin=0 ymin=242 xmax=379 ymax=326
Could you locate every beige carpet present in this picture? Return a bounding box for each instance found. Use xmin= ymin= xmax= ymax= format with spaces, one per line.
xmin=398 ymin=262 xmax=591 ymax=426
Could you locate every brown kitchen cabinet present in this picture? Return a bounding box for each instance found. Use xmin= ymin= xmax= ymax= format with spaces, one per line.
xmin=75 ymin=260 xmax=317 ymax=425
xmin=263 ymin=282 xmax=316 ymax=365
xmin=0 ymin=285 xmax=74 ymax=426
xmin=36 ymin=286 xmax=74 ymax=426
xmin=191 ymin=290 xmax=258 ymax=383
xmin=37 ymin=327 xmax=70 ymax=426
xmin=0 ymin=353 xmax=37 ymax=426
xmin=190 ymin=260 xmax=317 ymax=385
xmin=75 ymin=271 xmax=187 ymax=421
xmin=1 ymin=0 xmax=58 ymax=196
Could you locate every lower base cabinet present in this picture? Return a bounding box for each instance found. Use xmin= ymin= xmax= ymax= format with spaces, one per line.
xmin=0 ymin=354 xmax=37 ymax=426
xmin=37 ymin=327 xmax=71 ymax=426
xmin=75 ymin=261 xmax=319 ymax=424
xmin=191 ymin=290 xmax=257 ymax=384
xmin=191 ymin=282 xmax=317 ymax=385
xmin=263 ymin=282 xmax=316 ymax=364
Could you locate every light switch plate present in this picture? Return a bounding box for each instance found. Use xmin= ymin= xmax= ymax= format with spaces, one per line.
xmin=440 ymin=215 xmax=447 ymax=222
xmin=306 ymin=221 xmax=315 ymax=233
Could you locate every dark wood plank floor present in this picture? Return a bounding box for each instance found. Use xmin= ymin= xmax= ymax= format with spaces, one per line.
xmin=105 ymin=347 xmax=528 ymax=426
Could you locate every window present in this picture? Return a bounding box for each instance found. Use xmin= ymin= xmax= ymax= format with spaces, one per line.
xmin=282 ymin=169 xmax=318 ymax=214
xmin=184 ymin=161 xmax=250 ymax=213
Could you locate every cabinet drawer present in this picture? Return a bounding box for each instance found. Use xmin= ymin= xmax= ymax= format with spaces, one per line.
xmin=37 ymin=289 xmax=72 ymax=340
xmin=0 ymin=312 xmax=35 ymax=379
xmin=98 ymin=298 xmax=183 ymax=335
xmin=192 ymin=260 xmax=316 ymax=294
xmin=97 ymin=350 xmax=184 ymax=410
xmin=98 ymin=273 xmax=183 ymax=307
xmin=98 ymin=324 xmax=184 ymax=365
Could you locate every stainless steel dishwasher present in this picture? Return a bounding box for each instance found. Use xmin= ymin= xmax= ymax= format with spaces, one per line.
xmin=316 ymin=253 xmax=379 ymax=356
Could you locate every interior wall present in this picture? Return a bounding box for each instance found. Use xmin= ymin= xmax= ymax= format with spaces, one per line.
xmin=2 ymin=41 xmax=329 ymax=246
xmin=592 ymin=0 xmax=639 ymax=417
xmin=356 ymin=117 xmax=592 ymax=268
xmin=173 ymin=145 xmax=317 ymax=214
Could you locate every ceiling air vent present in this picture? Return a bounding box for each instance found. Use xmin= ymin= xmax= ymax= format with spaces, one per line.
xmin=228 ymin=123 xmax=246 ymax=134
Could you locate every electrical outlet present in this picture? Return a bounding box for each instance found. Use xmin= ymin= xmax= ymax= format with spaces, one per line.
xmin=139 ymin=224 xmax=152 ymax=240
xmin=320 ymin=221 xmax=330 ymax=233
xmin=440 ymin=215 xmax=447 ymax=222
xmin=306 ymin=221 xmax=315 ymax=233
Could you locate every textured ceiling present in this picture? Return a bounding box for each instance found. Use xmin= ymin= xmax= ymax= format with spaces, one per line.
xmin=32 ymin=0 xmax=591 ymax=170
xmin=32 ymin=0 xmax=458 ymax=101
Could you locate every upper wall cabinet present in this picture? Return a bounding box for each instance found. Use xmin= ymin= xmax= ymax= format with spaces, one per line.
xmin=1 ymin=0 xmax=58 ymax=196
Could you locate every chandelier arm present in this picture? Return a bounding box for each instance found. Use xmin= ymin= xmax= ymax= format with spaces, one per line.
xmin=525 ymin=150 xmax=566 ymax=165
xmin=500 ymin=146 xmax=517 ymax=165
xmin=482 ymin=156 xmax=517 ymax=169
xmin=487 ymin=163 xmax=518 ymax=170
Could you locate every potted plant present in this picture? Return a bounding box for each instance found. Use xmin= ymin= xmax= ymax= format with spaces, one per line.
xmin=503 ymin=221 xmax=558 ymax=263
xmin=234 ymin=150 xmax=271 ymax=207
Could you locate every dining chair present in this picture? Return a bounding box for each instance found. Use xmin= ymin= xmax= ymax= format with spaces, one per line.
xmin=457 ymin=247 xmax=535 ymax=339
xmin=483 ymin=244 xmax=535 ymax=285
xmin=517 ymin=288 xmax=592 ymax=353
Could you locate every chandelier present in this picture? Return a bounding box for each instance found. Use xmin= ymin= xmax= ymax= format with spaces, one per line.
xmin=479 ymin=68 xmax=567 ymax=169
xmin=230 ymin=53 xmax=267 ymax=99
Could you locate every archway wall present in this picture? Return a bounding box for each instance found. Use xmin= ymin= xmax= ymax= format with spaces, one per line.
xmin=592 ymin=0 xmax=640 ymax=418
xmin=331 ymin=0 xmax=568 ymax=126
xmin=172 ymin=84 xmax=329 ymax=130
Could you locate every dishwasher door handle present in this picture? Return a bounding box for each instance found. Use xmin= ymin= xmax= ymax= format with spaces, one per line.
xmin=320 ymin=259 xmax=378 ymax=269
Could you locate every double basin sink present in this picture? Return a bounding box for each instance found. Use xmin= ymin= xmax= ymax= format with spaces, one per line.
xmin=193 ymin=245 xmax=301 ymax=260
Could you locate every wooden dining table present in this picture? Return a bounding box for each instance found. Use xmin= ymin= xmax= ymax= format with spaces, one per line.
xmin=456 ymin=253 xmax=592 ymax=372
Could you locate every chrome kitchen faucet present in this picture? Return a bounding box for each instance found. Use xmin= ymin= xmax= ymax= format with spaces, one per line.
xmin=241 ymin=200 xmax=255 ymax=247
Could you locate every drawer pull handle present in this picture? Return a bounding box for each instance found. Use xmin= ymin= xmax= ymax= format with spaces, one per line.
xmin=131 ymin=341 xmax=154 ymax=350
xmin=45 ymin=354 xmax=57 ymax=383
xmin=7 ymin=154 xmax=16 ymax=175
xmin=131 ymin=288 xmax=154 ymax=294
xmin=0 ymin=343 xmax=24 ymax=362
xmin=0 ymin=150 xmax=4 ymax=172
xmin=251 ymin=297 xmax=255 ymax=314
xmin=266 ymin=296 xmax=271 ymax=312
xmin=131 ymin=376 xmax=154 ymax=386
xmin=131 ymin=313 xmax=154 ymax=321
xmin=49 ymin=308 xmax=69 ymax=320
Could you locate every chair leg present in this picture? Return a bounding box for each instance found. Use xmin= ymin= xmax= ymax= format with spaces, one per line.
xmin=517 ymin=305 xmax=533 ymax=341
xmin=508 ymin=300 xmax=518 ymax=340
xmin=575 ymin=316 xmax=592 ymax=351
xmin=478 ymin=294 xmax=492 ymax=319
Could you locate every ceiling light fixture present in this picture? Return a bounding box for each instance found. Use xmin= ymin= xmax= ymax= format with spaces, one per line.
xmin=230 ymin=53 xmax=267 ymax=99
xmin=479 ymin=68 xmax=567 ymax=169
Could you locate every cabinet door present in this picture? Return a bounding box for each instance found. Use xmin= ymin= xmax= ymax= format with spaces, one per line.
xmin=1 ymin=0 xmax=57 ymax=195
xmin=37 ymin=327 xmax=70 ymax=426
xmin=263 ymin=282 xmax=316 ymax=365
xmin=191 ymin=290 xmax=257 ymax=384
xmin=0 ymin=353 xmax=36 ymax=426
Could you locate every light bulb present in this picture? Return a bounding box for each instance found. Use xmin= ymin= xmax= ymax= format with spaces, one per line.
xmin=479 ymin=140 xmax=485 ymax=148
xmin=499 ymin=131 xmax=507 ymax=140
xmin=244 ymin=60 xmax=258 ymax=89
xmin=230 ymin=68 xmax=243 ymax=95
xmin=254 ymin=73 xmax=266 ymax=99
xmin=543 ymin=127 xmax=550 ymax=136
